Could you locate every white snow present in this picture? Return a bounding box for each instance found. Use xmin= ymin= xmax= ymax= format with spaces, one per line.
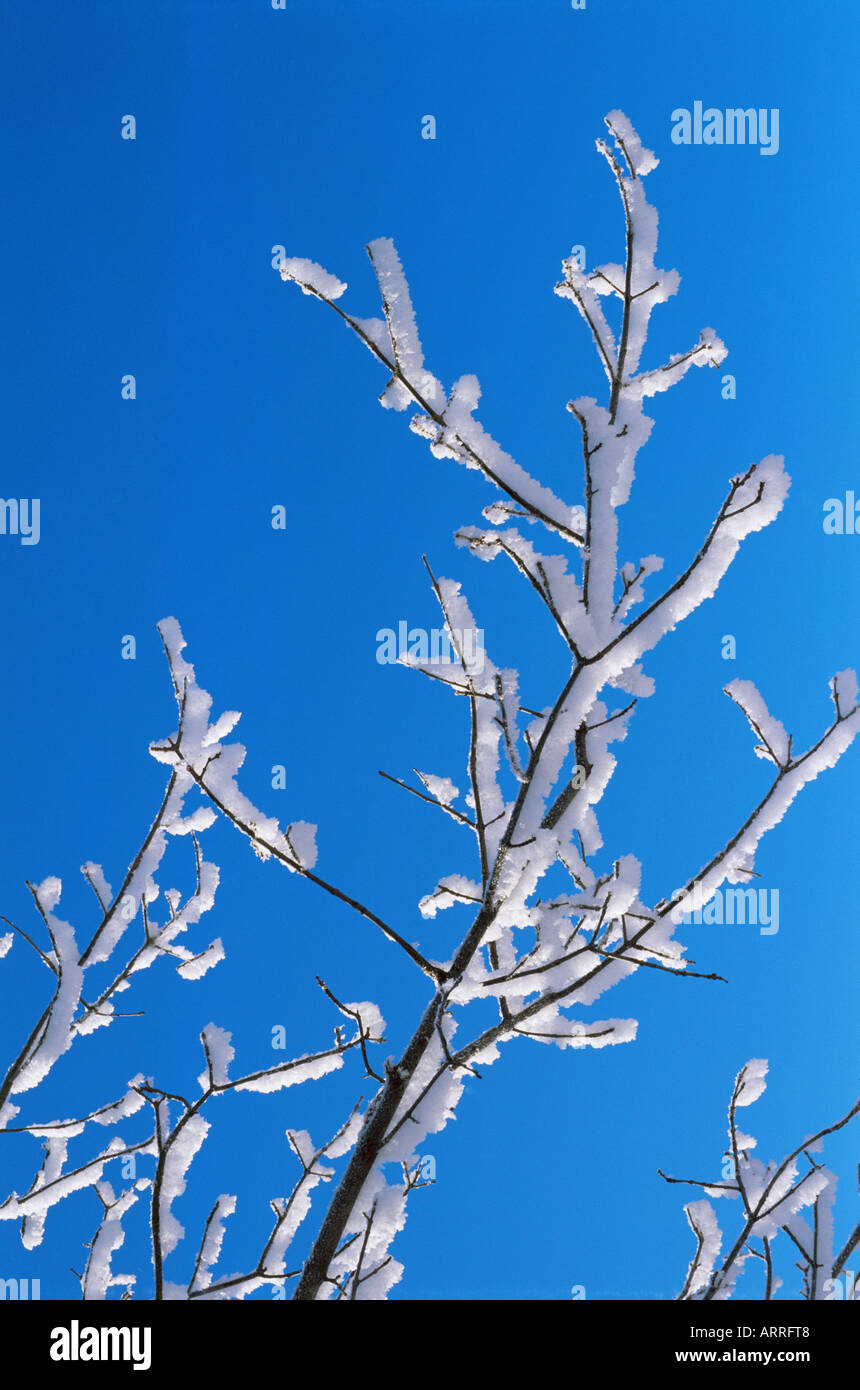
xmin=724 ymin=679 xmax=790 ymax=765
xmin=234 ymin=1049 xmax=345 ymax=1094
xmin=278 ymin=257 xmax=347 ymax=300
xmin=177 ymin=937 xmax=225 ymax=981
xmin=190 ymin=1194 xmax=237 ymax=1292
xmin=683 ymin=1198 xmax=722 ymax=1295
xmin=198 ymin=1023 xmax=235 ymax=1089
xmin=604 ymin=109 xmax=660 ymax=176
xmin=83 ymin=1182 xmax=146 ymax=1299
xmin=415 ymin=771 xmax=459 ymax=806
xmin=159 ymin=1114 xmax=210 ymax=1258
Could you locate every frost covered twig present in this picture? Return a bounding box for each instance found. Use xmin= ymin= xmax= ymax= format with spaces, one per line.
xmin=0 ymin=1012 xmax=382 ymax=1300
xmin=135 ymin=1021 xmax=377 ymax=1300
xmin=0 ymin=738 xmax=223 ymax=1129
xmin=0 ymin=691 xmax=386 ymax=1298
xmin=151 ymin=618 xmax=446 ymax=987
xmin=661 ymin=1060 xmax=859 ymax=1300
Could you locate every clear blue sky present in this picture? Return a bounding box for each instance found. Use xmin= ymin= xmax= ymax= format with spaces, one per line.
xmin=0 ymin=0 xmax=857 ymax=1300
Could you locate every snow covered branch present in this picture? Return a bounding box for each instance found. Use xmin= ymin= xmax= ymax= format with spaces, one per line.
xmin=152 ymin=617 xmax=445 ymax=986
xmin=661 ymin=1060 xmax=859 ymax=1300
xmin=0 ymin=759 xmax=223 ymax=1130
xmin=279 ymin=242 xmax=586 ymax=547
xmin=0 ymin=693 xmax=385 ymax=1299
xmin=0 ymin=1009 xmax=383 ymax=1300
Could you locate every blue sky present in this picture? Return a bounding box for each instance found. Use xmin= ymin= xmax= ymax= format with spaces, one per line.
xmin=0 ymin=0 xmax=857 ymax=1300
